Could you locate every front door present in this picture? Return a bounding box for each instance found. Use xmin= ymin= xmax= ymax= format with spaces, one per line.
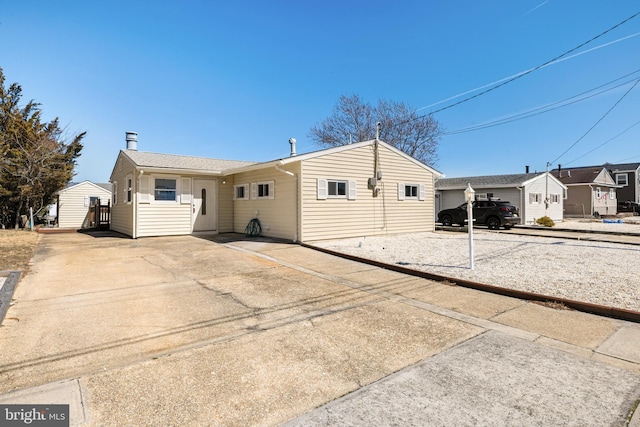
xmin=193 ymin=179 xmax=217 ymax=232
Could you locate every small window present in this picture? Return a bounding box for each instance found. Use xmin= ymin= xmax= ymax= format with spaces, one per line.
xmin=258 ymin=183 xmax=270 ymax=198
xmin=251 ymin=181 xmax=275 ymax=200
xmin=616 ymin=174 xmax=628 ymax=186
xmin=595 ymin=187 xmax=602 ymax=199
xmin=329 ymin=180 xmax=347 ymax=197
xmin=397 ymin=183 xmax=425 ymax=201
xmin=529 ymin=193 xmax=542 ymax=204
xmin=550 ymin=194 xmax=560 ymax=204
xmin=234 ymin=184 xmax=249 ymax=200
xmin=609 ymin=189 xmax=615 ymax=200
xmin=126 ymin=175 xmax=133 ymax=203
xmin=112 ymin=182 xmax=118 ymax=205
xmin=155 ymin=178 xmax=177 ymax=201
xmin=404 ymin=185 xmax=418 ymax=199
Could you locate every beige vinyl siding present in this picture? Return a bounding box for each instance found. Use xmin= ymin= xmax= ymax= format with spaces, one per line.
xmin=110 ymin=155 xmax=136 ymax=237
xmin=136 ymin=203 xmax=192 ymax=237
xmin=58 ymin=182 xmax=111 ymax=229
xmin=301 ymin=144 xmax=434 ymax=242
xmin=232 ymin=165 xmax=298 ymax=240
xmin=218 ymin=175 xmax=235 ymax=233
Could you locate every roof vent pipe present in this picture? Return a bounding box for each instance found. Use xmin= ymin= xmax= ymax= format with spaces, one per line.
xmin=126 ymin=131 xmax=138 ymax=150
xmin=289 ymin=138 xmax=296 ymax=157
xmin=525 ymin=165 xmax=529 ymax=173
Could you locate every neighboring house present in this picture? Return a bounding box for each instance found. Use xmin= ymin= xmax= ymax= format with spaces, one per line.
xmin=550 ymin=166 xmax=619 ymax=217
xmin=435 ymin=173 xmax=566 ymax=225
xmin=109 ymin=134 xmax=441 ymax=241
xmin=604 ymin=162 xmax=640 ymax=204
xmin=55 ymin=181 xmax=113 ymax=228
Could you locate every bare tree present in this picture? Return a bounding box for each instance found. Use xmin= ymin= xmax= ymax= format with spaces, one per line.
xmin=309 ymin=94 xmax=442 ymax=167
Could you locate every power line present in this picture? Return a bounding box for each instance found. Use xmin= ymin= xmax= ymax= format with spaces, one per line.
xmin=563 ymin=119 xmax=640 ymax=166
xmin=441 ymin=71 xmax=640 ymax=135
xmin=421 ymin=10 xmax=640 ymax=117
xmin=416 ymin=31 xmax=640 ymax=114
xmin=549 ymin=78 xmax=640 ymax=165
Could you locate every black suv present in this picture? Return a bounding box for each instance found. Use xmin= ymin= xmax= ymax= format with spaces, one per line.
xmin=618 ymin=201 xmax=640 ymax=214
xmin=437 ymin=200 xmax=520 ymax=230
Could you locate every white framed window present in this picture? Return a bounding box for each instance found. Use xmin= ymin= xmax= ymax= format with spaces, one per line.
xmin=251 ymin=181 xmax=275 ymax=200
xmin=398 ymin=183 xmax=425 ymax=201
xmin=317 ymin=179 xmax=356 ymax=200
xmin=153 ymin=176 xmax=178 ymax=202
xmin=616 ymin=174 xmax=628 ymax=186
xmin=112 ymin=181 xmax=118 ymax=205
xmin=234 ymin=184 xmax=249 ymax=200
xmin=529 ymin=193 xmax=542 ymax=204
xmin=126 ymin=174 xmax=133 ymax=203
xmin=329 ymin=180 xmax=347 ymax=197
xmin=609 ymin=189 xmax=616 ymax=200
xmin=595 ymin=187 xmax=602 ymax=199
xmin=550 ymin=193 xmax=560 ymax=204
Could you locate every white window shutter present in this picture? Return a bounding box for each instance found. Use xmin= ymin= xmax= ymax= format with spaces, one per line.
xmin=268 ymin=180 xmax=275 ymax=199
xmin=139 ymin=175 xmax=150 ymax=203
xmin=419 ymin=184 xmax=426 ymax=201
xmin=251 ymin=183 xmax=257 ymax=200
xmin=348 ymin=180 xmax=357 ymax=200
xmin=181 ymin=178 xmax=192 ymax=204
xmin=84 ymin=196 xmax=90 ymax=207
xmin=398 ymin=183 xmax=405 ymax=200
xmin=317 ymin=179 xmax=327 ymax=200
xmin=113 ymin=182 xmax=118 ymax=205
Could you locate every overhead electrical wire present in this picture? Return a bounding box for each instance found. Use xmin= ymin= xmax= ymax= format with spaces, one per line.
xmin=562 ymin=119 xmax=640 ymax=167
xmin=549 ymin=78 xmax=640 ymax=166
xmin=441 ymin=70 xmax=640 ymax=135
xmin=424 ymin=10 xmax=640 ymax=116
xmin=416 ymin=31 xmax=640 ymax=114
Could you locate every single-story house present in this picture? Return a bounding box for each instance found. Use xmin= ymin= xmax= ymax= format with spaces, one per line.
xmin=109 ymin=133 xmax=442 ymax=241
xmin=550 ymin=166 xmax=619 ymax=217
xmin=55 ymin=181 xmax=113 ymax=228
xmin=435 ymin=172 xmax=567 ymax=225
xmin=604 ymin=162 xmax=640 ymax=204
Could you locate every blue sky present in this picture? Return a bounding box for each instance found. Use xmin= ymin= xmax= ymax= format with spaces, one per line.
xmin=2 ymin=1 xmax=639 ymax=182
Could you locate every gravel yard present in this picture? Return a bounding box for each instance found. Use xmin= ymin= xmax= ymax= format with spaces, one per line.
xmin=313 ymin=218 xmax=640 ymax=312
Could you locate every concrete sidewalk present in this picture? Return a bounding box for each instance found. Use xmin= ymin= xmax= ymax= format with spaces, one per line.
xmin=0 ymin=232 xmax=639 ymax=426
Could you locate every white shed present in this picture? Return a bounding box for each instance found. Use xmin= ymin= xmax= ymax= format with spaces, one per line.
xmin=56 ymin=181 xmax=112 ymax=229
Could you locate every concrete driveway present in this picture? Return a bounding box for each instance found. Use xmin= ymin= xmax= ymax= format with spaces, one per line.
xmin=0 ymin=231 xmax=639 ymax=426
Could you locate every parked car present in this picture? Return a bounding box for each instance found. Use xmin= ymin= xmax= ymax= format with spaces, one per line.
xmin=437 ymin=200 xmax=520 ymax=229
xmin=618 ymin=201 xmax=640 ymax=214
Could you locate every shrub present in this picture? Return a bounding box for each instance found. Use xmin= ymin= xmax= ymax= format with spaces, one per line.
xmin=536 ymin=216 xmax=555 ymax=227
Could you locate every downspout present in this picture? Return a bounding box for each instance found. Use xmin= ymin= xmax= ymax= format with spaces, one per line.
xmin=134 ymin=169 xmax=143 ymax=239
xmin=275 ymin=163 xmax=299 ymax=242
xmin=588 ymin=184 xmax=595 ymax=216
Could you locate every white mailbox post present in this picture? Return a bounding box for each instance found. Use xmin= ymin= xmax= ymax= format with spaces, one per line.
xmin=464 ymin=183 xmax=475 ymax=270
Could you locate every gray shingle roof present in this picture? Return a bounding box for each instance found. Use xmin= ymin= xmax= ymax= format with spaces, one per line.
xmin=122 ymin=150 xmax=256 ymax=172
xmin=435 ymin=173 xmax=544 ymax=189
